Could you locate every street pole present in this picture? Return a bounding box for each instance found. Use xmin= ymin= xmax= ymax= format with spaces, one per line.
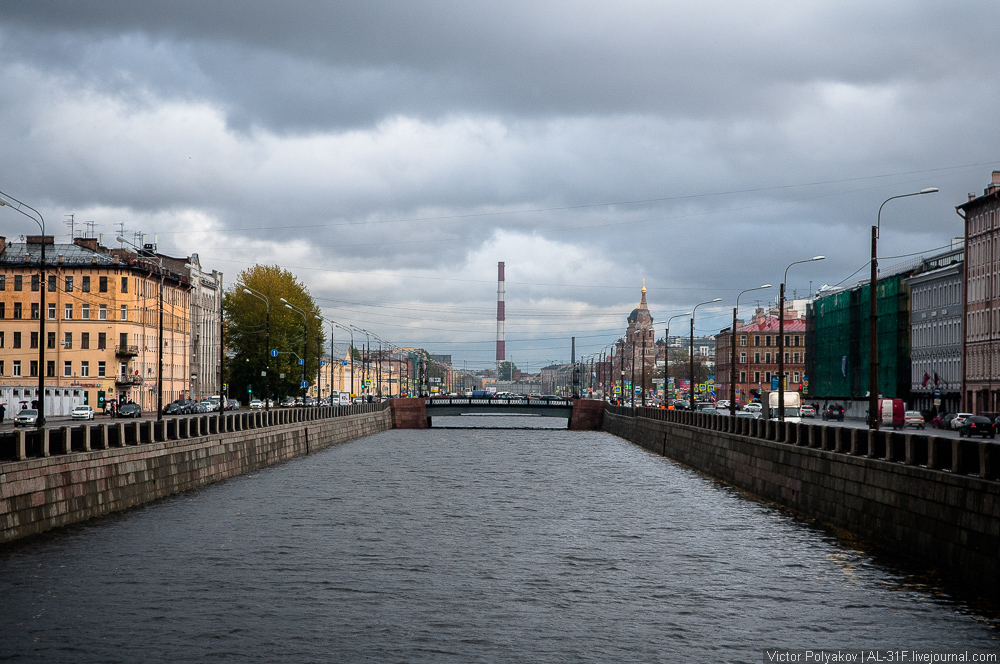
xmin=690 ymin=298 xmax=722 ymax=412
xmin=243 ymin=287 xmax=271 ymax=409
xmin=778 ymin=258 xmax=824 ymax=422
xmin=730 ymin=286 xmax=770 ymax=418
xmin=641 ymin=333 xmax=646 ymax=407
xmin=281 ymin=298 xmax=308 ymax=402
xmin=0 ymin=192 xmax=47 ymax=428
xmin=665 ymin=312 xmax=690 ymax=410
xmin=869 ymin=188 xmax=938 ymax=428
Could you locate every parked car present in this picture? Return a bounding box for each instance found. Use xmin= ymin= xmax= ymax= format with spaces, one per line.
xmin=904 ymin=410 xmax=925 ymax=429
xmin=743 ymin=403 xmax=762 ymax=413
xmin=71 ymin=405 xmax=95 ymax=420
xmin=822 ymin=404 xmax=845 ymax=421
xmin=951 ymin=413 xmax=974 ymax=430
xmin=800 ymin=405 xmax=816 ymax=418
xmin=13 ymin=409 xmax=38 ymax=427
xmin=959 ymin=415 xmax=995 ymax=438
xmin=934 ymin=412 xmax=957 ymax=429
xmin=164 ymin=402 xmax=185 ymax=415
xmin=118 ymin=403 xmax=142 ymax=418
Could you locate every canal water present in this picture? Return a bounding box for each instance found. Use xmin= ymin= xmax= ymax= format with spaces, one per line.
xmin=1 ymin=420 xmax=997 ymax=662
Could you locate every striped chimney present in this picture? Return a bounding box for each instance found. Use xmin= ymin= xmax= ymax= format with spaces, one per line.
xmin=496 ymin=261 xmax=505 ymax=365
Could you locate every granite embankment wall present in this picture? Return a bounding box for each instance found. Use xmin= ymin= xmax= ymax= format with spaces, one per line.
xmin=604 ymin=406 xmax=1000 ymax=593
xmin=0 ymin=403 xmax=392 ymax=544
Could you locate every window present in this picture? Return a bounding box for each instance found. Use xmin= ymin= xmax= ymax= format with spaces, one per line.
xmin=784 ymin=352 xmax=790 ymax=363
xmin=740 ymin=371 xmax=746 ymax=382
xmin=14 ymin=275 xmax=22 ymax=291
xmin=64 ymin=332 xmax=72 ymax=349
xmin=784 ymin=335 xmax=790 ymax=346
xmin=740 ymin=352 xmax=747 ymax=364
xmin=119 ymin=332 xmax=128 ymax=348
xmin=794 ymin=335 xmax=800 ymax=347
xmin=98 ymin=361 xmax=106 ymax=377
xmin=99 ymin=304 xmax=107 ymax=320
xmin=80 ymin=361 xmax=89 ymax=377
xmin=0 ymin=331 xmax=3 ymax=347
xmin=765 ymin=336 xmax=772 ymax=347
xmin=739 ymin=335 xmax=747 ymax=346
xmin=0 ymin=361 xmax=3 ymax=375
xmin=82 ymin=276 xmax=91 ymax=292
xmin=754 ymin=371 xmax=760 ymax=383
xmin=13 ymin=361 xmax=21 ymax=377
xmin=98 ymin=333 xmax=107 ymax=350
xmin=31 ymin=274 xmax=39 ymax=291
xmin=120 ymin=305 xmax=128 ymax=321
xmin=121 ymin=277 xmax=128 ymax=293
xmin=30 ymin=332 xmax=38 ymax=349
xmin=47 ymin=302 xmax=56 ymax=319
xmin=65 ymin=275 xmax=74 ymax=291
xmin=754 ymin=335 xmax=760 ymax=346
xmin=765 ymin=371 xmax=771 ymax=382
xmin=47 ymin=331 xmax=55 ymax=349
xmin=794 ymin=352 xmax=800 ymax=363
xmin=81 ymin=332 xmax=90 ymax=349
xmin=64 ymin=361 xmax=72 ymax=377
xmin=31 ymin=303 xmax=39 ymax=319
xmin=0 ymin=275 xmax=4 ymax=290
xmin=0 ymin=302 xmax=4 ymax=318
xmin=64 ymin=303 xmax=73 ymax=319
xmin=793 ymin=372 xmax=800 ymax=383
xmin=99 ymin=276 xmax=108 ymax=293
xmin=754 ymin=352 xmax=760 ymax=363
xmin=82 ymin=304 xmax=90 ymax=320
xmin=48 ymin=275 xmax=56 ymax=292
xmin=13 ymin=332 xmax=21 ymax=348
xmin=765 ymin=352 xmax=772 ymax=363
xmin=47 ymin=361 xmax=55 ymax=377
xmin=30 ymin=360 xmax=38 ymax=377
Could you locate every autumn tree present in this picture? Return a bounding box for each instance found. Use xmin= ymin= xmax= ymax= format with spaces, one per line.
xmin=224 ymin=265 xmax=325 ymax=403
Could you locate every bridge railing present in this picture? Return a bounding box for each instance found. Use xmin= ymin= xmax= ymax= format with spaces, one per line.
xmin=425 ymin=397 xmax=572 ymax=407
xmin=605 ymin=403 xmax=1000 ymax=482
xmin=0 ymin=400 xmax=392 ymax=463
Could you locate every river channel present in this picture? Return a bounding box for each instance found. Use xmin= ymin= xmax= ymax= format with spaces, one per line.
xmin=1 ymin=417 xmax=997 ymax=662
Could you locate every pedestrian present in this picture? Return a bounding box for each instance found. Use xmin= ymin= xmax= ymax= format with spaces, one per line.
xmin=0 ymin=402 xmax=5 ymax=425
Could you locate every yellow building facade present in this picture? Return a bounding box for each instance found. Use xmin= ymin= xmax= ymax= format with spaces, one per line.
xmin=0 ymin=236 xmax=191 ymax=415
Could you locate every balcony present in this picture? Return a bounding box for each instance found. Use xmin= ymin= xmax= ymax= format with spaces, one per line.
xmin=115 ymin=345 xmax=139 ymax=357
xmin=115 ymin=374 xmax=143 ymax=386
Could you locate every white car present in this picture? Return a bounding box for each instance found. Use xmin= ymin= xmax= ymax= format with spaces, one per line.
xmin=951 ymin=413 xmax=974 ymax=430
xmin=71 ymin=405 xmax=95 ymax=420
xmin=249 ymin=399 xmax=263 ymax=410
xmin=743 ymin=403 xmax=762 ymax=413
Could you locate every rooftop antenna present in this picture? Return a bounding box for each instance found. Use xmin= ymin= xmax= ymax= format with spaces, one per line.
xmin=64 ymin=214 xmax=75 ymax=240
xmin=117 ymin=222 xmax=127 ymax=246
xmin=84 ymin=221 xmax=97 ymax=239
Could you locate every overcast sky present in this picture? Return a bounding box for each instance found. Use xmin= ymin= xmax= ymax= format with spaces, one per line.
xmin=1 ymin=1 xmax=997 ymax=369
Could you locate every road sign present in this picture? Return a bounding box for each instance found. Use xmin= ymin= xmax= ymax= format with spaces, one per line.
xmin=771 ymin=375 xmax=779 ymax=390
xmin=222 ymin=383 xmax=228 ymax=391
xmin=614 ymin=386 xmax=621 ymax=394
xmin=298 ymin=359 xmax=304 ymax=365
xmin=301 ymin=380 xmax=309 ymax=388
xmin=320 ymin=360 xmax=326 ymax=366
xmin=270 ymin=349 xmax=279 ymax=357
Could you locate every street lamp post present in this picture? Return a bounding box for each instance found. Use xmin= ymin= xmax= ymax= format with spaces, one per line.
xmin=870 ymin=187 xmax=939 ymax=429
xmin=690 ymin=298 xmax=722 ymax=412
xmin=0 ymin=191 xmax=47 ymax=428
xmin=242 ymin=287 xmax=271 ymax=409
xmin=281 ymin=299 xmax=309 ymax=402
xmin=731 ymin=285 xmax=771 ymax=418
xmin=665 ymin=312 xmax=690 ymax=410
xmin=778 ymin=257 xmax=823 ymax=422
xmin=118 ymin=236 xmax=166 ymax=421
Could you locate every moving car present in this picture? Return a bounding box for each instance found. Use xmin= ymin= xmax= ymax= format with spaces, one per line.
xmin=822 ymin=404 xmax=845 ymax=421
xmin=280 ymin=397 xmax=296 ymax=408
xmin=800 ymin=405 xmax=816 ymax=418
xmin=13 ymin=409 xmax=38 ymax=427
xmin=118 ymin=403 xmax=142 ymax=418
xmin=933 ymin=412 xmax=957 ymax=429
xmin=904 ymin=410 xmax=925 ymax=429
xmin=71 ymin=405 xmax=95 ymax=420
xmin=736 ymin=410 xmax=762 ymax=419
xmin=958 ymin=415 xmax=995 ymax=438
xmin=743 ymin=403 xmax=762 ymax=413
xmin=249 ymin=399 xmax=263 ymax=410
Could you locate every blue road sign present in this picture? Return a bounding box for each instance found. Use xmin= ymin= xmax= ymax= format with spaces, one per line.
xmin=300 ymin=380 xmax=308 ymax=388
xmin=298 ymin=359 xmax=304 ymax=365
xmin=270 ymin=349 xmax=279 ymax=357
xmin=320 ymin=360 xmax=326 ymax=366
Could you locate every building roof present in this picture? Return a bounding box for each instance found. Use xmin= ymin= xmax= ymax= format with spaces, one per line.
xmin=0 ymin=240 xmax=115 ymax=266
xmin=737 ymin=315 xmax=805 ymax=333
xmin=627 ymin=282 xmax=653 ymax=325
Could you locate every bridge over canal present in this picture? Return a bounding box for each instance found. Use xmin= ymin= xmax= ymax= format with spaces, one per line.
xmin=389 ymin=397 xmax=604 ymax=429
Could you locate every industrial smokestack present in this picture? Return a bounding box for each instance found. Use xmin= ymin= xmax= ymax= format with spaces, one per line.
xmin=496 ymin=261 xmax=505 ymax=371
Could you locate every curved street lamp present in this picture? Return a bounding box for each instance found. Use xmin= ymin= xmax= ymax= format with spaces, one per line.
xmin=778 ymin=257 xmax=824 ymax=422
xmin=280 ymin=298 xmax=309 ymax=402
xmin=690 ymin=298 xmax=722 ymax=411
xmin=870 ymin=187 xmax=938 ymax=429
xmin=242 ymin=286 xmax=271 ymax=409
xmin=118 ymin=236 xmax=167 ymax=421
xmin=730 ymin=285 xmax=771 ymax=418
xmin=0 ymin=191 xmax=46 ymax=429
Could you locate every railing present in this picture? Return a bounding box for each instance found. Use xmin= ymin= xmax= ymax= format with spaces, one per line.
xmin=425 ymin=397 xmax=572 ymax=406
xmin=115 ymin=374 xmax=143 ymax=385
xmin=0 ymin=399 xmax=392 ymax=463
xmin=115 ymin=345 xmax=139 ymax=356
xmin=604 ymin=403 xmax=1000 ymax=482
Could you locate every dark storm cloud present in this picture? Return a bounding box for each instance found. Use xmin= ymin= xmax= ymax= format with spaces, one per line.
xmin=1 ymin=1 xmax=999 ymax=365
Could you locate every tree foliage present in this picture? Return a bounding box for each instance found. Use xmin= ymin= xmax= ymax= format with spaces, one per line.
xmin=224 ymin=265 xmax=325 ymax=403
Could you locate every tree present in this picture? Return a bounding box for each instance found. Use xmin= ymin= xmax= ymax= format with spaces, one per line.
xmin=224 ymin=265 xmax=325 ymax=403
xmin=497 ymin=361 xmax=519 ymax=381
